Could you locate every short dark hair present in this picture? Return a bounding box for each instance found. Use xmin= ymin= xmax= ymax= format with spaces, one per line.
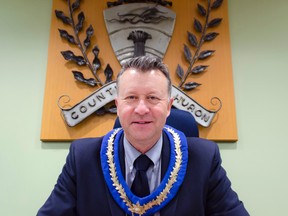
xmin=116 ymin=56 xmax=172 ymax=96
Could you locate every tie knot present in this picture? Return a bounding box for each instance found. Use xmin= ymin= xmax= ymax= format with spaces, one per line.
xmin=134 ymin=154 xmax=152 ymax=171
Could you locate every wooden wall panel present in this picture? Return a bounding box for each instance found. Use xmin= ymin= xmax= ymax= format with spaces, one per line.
xmin=41 ymin=0 xmax=237 ymax=142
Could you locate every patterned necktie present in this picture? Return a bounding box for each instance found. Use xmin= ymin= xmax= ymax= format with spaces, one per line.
xmin=131 ymin=154 xmax=153 ymax=197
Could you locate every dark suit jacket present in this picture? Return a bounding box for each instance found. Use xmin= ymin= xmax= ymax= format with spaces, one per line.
xmin=37 ymin=132 xmax=249 ymax=216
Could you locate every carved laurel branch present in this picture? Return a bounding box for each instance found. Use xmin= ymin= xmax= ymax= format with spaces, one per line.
xmin=177 ymin=0 xmax=223 ymax=91
xmin=55 ymin=0 xmax=113 ymax=88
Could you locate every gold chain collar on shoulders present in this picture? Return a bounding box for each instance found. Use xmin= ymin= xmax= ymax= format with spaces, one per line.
xmin=106 ymin=127 xmax=183 ymax=216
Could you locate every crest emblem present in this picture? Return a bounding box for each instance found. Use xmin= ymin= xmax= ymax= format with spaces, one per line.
xmin=103 ymin=3 xmax=176 ymax=64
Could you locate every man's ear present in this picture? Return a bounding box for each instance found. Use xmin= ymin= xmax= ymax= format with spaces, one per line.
xmin=167 ymin=97 xmax=174 ymax=117
xmin=115 ymin=98 xmax=119 ymax=116
xmin=169 ymin=97 xmax=174 ymax=107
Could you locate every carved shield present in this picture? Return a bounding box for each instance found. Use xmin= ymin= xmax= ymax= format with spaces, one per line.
xmin=103 ymin=3 xmax=176 ymax=65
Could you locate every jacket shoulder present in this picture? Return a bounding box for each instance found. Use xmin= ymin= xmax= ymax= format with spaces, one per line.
xmin=186 ymin=137 xmax=219 ymax=159
xmin=69 ymin=137 xmax=104 ymax=159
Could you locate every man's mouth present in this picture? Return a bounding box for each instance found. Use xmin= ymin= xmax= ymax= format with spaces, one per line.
xmin=133 ymin=121 xmax=152 ymax=124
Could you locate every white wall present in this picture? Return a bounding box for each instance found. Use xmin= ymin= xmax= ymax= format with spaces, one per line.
xmin=0 ymin=0 xmax=287 ymax=215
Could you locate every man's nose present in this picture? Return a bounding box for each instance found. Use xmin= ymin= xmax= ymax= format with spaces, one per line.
xmin=134 ymin=99 xmax=149 ymax=114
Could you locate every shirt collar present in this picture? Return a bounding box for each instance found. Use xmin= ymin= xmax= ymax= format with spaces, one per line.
xmin=123 ymin=135 xmax=163 ymax=166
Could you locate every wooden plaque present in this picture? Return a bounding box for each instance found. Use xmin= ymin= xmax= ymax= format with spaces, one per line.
xmin=41 ymin=0 xmax=237 ymax=142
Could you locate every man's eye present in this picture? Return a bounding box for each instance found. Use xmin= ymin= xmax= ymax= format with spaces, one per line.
xmin=147 ymin=96 xmax=160 ymax=103
xmin=147 ymin=96 xmax=156 ymax=100
xmin=126 ymin=96 xmax=137 ymax=100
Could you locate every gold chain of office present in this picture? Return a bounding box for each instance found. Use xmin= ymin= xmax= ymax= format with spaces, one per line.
xmin=105 ymin=127 xmax=183 ymax=216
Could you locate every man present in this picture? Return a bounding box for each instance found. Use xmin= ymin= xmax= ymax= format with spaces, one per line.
xmin=38 ymin=56 xmax=249 ymax=215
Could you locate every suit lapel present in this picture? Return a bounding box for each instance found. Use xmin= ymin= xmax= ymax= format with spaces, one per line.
xmin=105 ymin=133 xmax=126 ymax=216
xmin=160 ymin=132 xmax=180 ymax=216
xmin=119 ymin=134 xmax=126 ymax=177
xmin=161 ymin=132 xmax=170 ymax=179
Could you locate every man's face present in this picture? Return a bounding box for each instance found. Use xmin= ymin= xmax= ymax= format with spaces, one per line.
xmin=115 ymin=68 xmax=173 ymax=149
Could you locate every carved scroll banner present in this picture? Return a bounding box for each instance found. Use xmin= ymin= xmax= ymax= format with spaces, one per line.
xmin=58 ymin=81 xmax=221 ymax=128
xmin=41 ymin=0 xmax=237 ymax=142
